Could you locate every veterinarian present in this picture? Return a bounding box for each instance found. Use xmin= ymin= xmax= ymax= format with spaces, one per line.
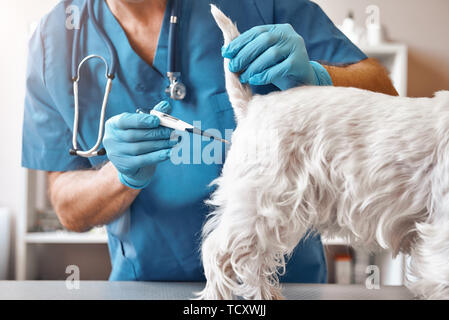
xmin=22 ymin=0 xmax=397 ymax=282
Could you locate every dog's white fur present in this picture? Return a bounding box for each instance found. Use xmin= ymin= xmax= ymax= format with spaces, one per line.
xmin=198 ymin=5 xmax=449 ymax=300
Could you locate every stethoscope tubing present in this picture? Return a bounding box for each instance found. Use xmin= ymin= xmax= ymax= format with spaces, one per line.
xmin=168 ymin=0 xmax=180 ymax=74
xmin=72 ymin=0 xmax=118 ymax=81
xmin=71 ymin=55 xmax=112 ymax=157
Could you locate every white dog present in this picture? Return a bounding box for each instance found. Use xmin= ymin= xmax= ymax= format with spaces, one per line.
xmin=198 ymin=5 xmax=449 ymax=300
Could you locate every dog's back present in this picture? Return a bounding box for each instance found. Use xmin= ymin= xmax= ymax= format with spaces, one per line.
xmin=250 ymin=86 xmax=449 ymax=250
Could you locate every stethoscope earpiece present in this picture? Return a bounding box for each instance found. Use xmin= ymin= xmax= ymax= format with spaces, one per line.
xmin=69 ymin=148 xmax=106 ymax=157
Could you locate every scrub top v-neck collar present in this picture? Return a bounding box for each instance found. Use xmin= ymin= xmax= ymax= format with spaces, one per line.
xmin=96 ymin=0 xmax=171 ymax=94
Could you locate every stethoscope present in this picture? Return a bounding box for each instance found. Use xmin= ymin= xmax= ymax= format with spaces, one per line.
xmin=70 ymin=0 xmax=186 ymax=158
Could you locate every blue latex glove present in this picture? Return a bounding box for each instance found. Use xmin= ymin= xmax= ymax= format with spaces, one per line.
xmin=103 ymin=101 xmax=179 ymax=190
xmin=222 ymin=24 xmax=333 ymax=90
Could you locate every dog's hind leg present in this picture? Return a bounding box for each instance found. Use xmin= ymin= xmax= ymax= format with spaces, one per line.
xmin=197 ymin=221 xmax=237 ymax=300
xmin=199 ymin=179 xmax=309 ymax=300
xmin=197 ymin=181 xmax=262 ymax=299
xmin=407 ymin=219 xmax=449 ymax=299
xmin=407 ymin=155 xmax=449 ymax=299
xmin=198 ymin=196 xmax=280 ymax=299
xmin=229 ymin=206 xmax=311 ymax=300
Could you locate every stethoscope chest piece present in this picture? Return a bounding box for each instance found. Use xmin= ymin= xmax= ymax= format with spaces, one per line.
xmin=166 ymin=72 xmax=186 ymax=100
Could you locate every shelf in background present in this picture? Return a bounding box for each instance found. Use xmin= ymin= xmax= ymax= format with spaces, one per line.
xmin=24 ymin=230 xmax=345 ymax=246
xmin=25 ymin=230 xmax=108 ymax=244
xmin=360 ymin=43 xmax=407 ymax=55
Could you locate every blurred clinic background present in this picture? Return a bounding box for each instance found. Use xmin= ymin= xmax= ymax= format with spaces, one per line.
xmin=0 ymin=0 xmax=448 ymax=283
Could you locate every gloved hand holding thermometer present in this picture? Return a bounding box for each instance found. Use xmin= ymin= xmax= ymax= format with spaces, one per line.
xmin=222 ymin=24 xmax=333 ymax=90
xmin=103 ymin=101 xmax=180 ymax=190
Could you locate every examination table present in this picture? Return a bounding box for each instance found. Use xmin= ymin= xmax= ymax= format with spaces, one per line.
xmin=0 ymin=282 xmax=414 ymax=300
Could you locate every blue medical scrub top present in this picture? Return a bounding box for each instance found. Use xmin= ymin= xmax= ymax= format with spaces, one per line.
xmin=22 ymin=0 xmax=367 ymax=282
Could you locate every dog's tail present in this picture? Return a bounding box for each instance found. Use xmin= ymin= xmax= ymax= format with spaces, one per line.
xmin=210 ymin=5 xmax=252 ymax=120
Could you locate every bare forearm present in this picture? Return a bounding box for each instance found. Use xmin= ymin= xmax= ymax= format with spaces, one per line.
xmin=323 ymin=58 xmax=398 ymax=96
xmin=48 ymin=162 xmax=140 ymax=232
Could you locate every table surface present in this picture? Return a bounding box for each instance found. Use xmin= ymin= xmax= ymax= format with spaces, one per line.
xmin=0 ymin=282 xmax=415 ymax=300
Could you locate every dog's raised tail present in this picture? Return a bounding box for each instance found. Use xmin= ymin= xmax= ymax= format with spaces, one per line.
xmin=210 ymin=5 xmax=252 ymax=120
